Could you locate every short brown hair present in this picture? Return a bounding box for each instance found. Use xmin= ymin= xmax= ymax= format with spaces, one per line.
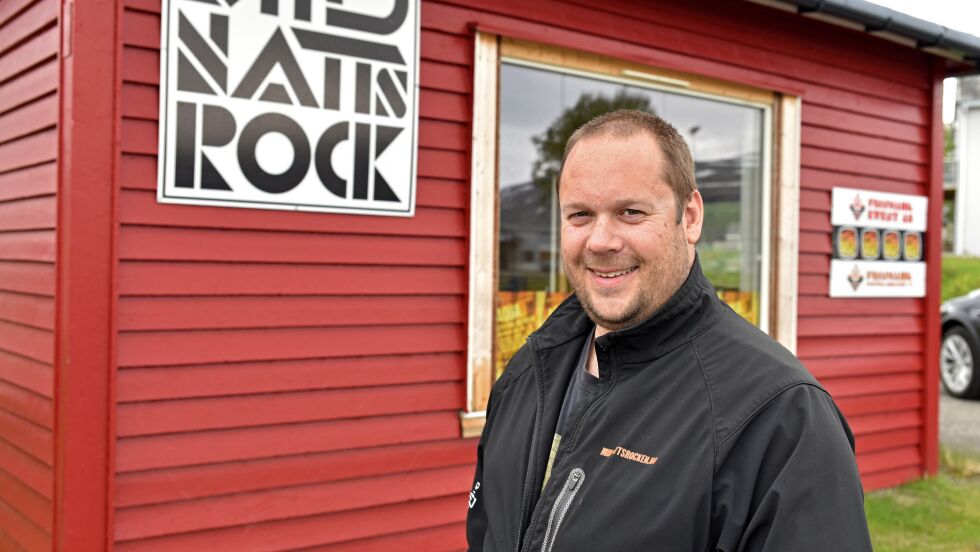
xmin=557 ymin=109 xmax=696 ymax=223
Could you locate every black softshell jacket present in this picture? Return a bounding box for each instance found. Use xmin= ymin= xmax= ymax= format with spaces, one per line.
xmin=466 ymin=261 xmax=873 ymax=552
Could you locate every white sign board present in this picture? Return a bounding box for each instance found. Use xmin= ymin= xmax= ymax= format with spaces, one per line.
xmin=157 ymin=0 xmax=419 ymax=216
xmin=829 ymin=260 xmax=926 ymax=298
xmin=829 ymin=187 xmax=927 ymax=298
xmin=831 ymin=187 xmax=927 ymax=231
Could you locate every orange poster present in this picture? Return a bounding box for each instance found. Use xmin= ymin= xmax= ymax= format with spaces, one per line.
xmin=495 ymin=291 xmax=569 ymax=378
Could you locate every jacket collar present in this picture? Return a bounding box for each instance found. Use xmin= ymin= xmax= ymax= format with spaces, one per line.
xmin=531 ymin=256 xmax=721 ymax=365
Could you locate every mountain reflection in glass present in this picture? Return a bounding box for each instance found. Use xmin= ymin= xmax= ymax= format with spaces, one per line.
xmin=496 ymin=63 xmax=765 ymax=378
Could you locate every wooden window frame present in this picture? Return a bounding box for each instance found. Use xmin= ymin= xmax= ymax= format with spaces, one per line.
xmin=460 ymin=34 xmax=800 ymax=437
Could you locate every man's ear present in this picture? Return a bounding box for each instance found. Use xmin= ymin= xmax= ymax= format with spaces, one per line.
xmin=683 ymin=190 xmax=704 ymax=245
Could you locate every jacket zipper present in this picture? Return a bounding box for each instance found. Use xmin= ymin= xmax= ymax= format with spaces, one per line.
xmin=519 ymin=336 xmax=616 ymax=552
xmin=540 ymin=468 xmax=585 ymax=552
xmin=519 ymin=381 xmax=611 ymax=552
xmin=514 ymin=334 xmax=612 ymax=552
xmin=516 ymin=337 xmax=548 ymax=552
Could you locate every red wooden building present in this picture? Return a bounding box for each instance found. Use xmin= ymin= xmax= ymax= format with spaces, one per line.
xmin=1 ymin=0 xmax=978 ymax=549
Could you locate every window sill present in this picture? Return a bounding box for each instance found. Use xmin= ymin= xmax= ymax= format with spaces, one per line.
xmin=459 ymin=410 xmax=487 ymax=439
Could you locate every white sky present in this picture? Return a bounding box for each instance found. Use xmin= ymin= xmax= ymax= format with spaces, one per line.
xmin=867 ymin=0 xmax=980 ymax=123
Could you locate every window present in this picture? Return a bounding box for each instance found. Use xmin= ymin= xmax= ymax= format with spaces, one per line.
xmin=461 ymin=35 xmax=800 ymax=436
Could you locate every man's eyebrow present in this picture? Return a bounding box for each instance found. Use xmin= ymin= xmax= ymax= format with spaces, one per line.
xmin=560 ymin=202 xmax=593 ymax=212
xmin=561 ymin=198 xmax=657 ymax=211
xmin=612 ymin=198 xmax=656 ymax=208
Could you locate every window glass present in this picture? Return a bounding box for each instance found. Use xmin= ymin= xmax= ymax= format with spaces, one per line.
xmin=496 ymin=62 xmax=766 ymax=378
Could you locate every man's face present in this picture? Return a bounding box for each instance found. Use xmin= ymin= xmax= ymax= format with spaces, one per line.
xmin=559 ymin=132 xmax=703 ymax=334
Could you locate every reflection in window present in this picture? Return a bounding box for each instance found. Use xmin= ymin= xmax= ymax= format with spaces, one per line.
xmin=496 ymin=62 xmax=766 ymax=378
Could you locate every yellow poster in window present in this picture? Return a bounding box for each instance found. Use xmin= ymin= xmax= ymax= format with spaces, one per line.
xmin=494 ymin=291 xmax=570 ymax=379
xmin=494 ymin=289 xmax=757 ymax=379
xmin=717 ymin=289 xmax=759 ymax=327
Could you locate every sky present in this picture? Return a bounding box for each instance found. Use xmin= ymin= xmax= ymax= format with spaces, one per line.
xmin=868 ymin=0 xmax=980 ymax=123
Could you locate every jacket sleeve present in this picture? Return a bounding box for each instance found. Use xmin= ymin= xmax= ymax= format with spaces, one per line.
xmin=711 ymin=384 xmax=873 ymax=552
xmin=466 ymin=388 xmax=497 ymax=552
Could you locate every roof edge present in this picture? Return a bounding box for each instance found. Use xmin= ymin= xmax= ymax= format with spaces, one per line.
xmin=748 ymin=0 xmax=980 ymax=74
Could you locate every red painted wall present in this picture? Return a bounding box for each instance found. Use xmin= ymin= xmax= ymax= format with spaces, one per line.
xmin=0 ymin=0 xmax=943 ymax=549
xmin=0 ymin=0 xmax=60 ymax=549
xmin=112 ymin=0 xmax=472 ymax=549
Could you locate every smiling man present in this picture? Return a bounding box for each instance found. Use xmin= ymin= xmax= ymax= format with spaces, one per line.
xmin=466 ymin=110 xmax=873 ymax=552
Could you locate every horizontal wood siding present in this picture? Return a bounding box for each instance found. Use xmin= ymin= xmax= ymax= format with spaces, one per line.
xmin=113 ymin=0 xmax=936 ymax=548
xmin=0 ymin=0 xmax=58 ymax=549
xmin=115 ymin=0 xmax=470 ymax=549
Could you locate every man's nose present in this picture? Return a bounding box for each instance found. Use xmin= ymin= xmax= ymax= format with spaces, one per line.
xmin=586 ymin=215 xmax=624 ymax=253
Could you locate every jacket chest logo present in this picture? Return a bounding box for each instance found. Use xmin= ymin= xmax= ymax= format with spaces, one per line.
xmin=600 ymin=445 xmax=658 ymax=465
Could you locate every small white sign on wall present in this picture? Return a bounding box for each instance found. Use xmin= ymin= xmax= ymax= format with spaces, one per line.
xmin=829 ymin=260 xmax=926 ymax=298
xmin=831 ymin=187 xmax=927 ymax=231
xmin=157 ymin=0 xmax=419 ymax=217
xmin=829 ymin=187 xmax=928 ymax=298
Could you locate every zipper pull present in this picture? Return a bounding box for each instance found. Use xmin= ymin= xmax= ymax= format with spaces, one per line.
xmin=540 ymin=468 xmax=586 ymax=552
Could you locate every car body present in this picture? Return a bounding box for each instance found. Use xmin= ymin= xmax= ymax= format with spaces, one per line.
xmin=940 ymin=289 xmax=980 ymax=399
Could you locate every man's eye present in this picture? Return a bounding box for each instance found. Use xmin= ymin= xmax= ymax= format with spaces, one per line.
xmin=622 ymin=209 xmax=645 ymax=217
xmin=568 ymin=211 xmax=590 ymax=220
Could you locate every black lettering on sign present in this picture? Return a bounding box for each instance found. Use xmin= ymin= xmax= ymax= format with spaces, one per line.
xmin=238 ymin=113 xmax=310 ymax=194
xmin=293 ymin=27 xmax=406 ymax=65
xmin=295 ymin=0 xmax=312 ymax=21
xmin=200 ymin=105 xmax=236 ymax=190
xmin=315 ymin=121 xmax=349 ymax=198
xmin=232 ymin=28 xmax=318 ymax=107
xmin=323 ymin=56 xmax=341 ymax=111
xmin=177 ymin=12 xmax=226 ymax=94
xmin=374 ymin=125 xmax=402 ymax=202
xmin=174 ymin=101 xmax=197 ymax=188
xmin=376 ymin=68 xmax=406 ymax=117
xmin=353 ymin=122 xmax=371 ymax=200
xmin=327 ymin=0 xmax=408 ymax=35
xmin=210 ymin=13 xmax=228 ymax=55
xmin=355 ymin=62 xmax=371 ymax=114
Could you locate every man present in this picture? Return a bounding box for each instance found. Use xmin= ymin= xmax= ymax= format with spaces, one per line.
xmin=466 ymin=110 xmax=872 ymax=551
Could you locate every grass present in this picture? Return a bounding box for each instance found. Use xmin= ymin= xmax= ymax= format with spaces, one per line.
xmin=942 ymin=255 xmax=980 ymax=302
xmin=865 ymin=447 xmax=980 ymax=551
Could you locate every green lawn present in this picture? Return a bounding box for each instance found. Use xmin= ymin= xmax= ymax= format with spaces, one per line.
xmin=866 ymin=448 xmax=980 ymax=551
xmin=942 ymin=255 xmax=980 ymax=302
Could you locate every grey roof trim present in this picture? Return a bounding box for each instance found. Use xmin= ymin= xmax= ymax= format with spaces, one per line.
xmin=771 ymin=0 xmax=980 ymax=66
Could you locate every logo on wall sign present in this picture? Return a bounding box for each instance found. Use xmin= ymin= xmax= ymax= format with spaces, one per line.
xmin=848 ymin=265 xmax=864 ymax=291
xmin=849 ymin=195 xmax=865 ymax=220
xmin=157 ymin=0 xmax=419 ymax=216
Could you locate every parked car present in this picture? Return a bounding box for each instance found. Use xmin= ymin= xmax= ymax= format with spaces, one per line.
xmin=941 ymin=289 xmax=980 ymax=399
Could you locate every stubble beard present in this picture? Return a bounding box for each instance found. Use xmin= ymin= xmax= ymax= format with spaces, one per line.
xmin=563 ymin=231 xmax=691 ymax=332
